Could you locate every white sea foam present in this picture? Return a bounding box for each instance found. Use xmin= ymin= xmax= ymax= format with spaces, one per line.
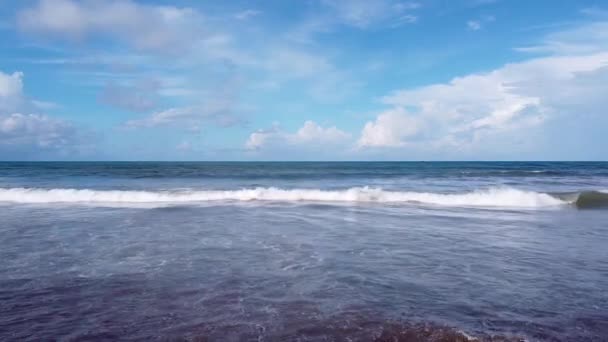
xmin=0 ymin=187 xmax=567 ymax=208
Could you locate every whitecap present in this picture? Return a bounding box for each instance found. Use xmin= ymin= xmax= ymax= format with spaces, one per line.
xmin=0 ymin=186 xmax=568 ymax=208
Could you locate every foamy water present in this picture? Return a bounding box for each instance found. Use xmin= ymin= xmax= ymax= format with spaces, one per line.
xmin=0 ymin=186 xmax=568 ymax=208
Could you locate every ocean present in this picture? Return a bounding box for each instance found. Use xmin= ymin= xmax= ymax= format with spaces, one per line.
xmin=1 ymin=162 xmax=607 ymax=341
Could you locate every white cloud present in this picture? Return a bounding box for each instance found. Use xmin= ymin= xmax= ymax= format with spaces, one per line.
xmin=360 ymin=48 xmax=608 ymax=150
xmin=467 ymin=20 xmax=481 ymax=31
xmin=171 ymin=30 xmax=355 ymax=104
xmin=321 ymin=0 xmax=420 ymax=28
xmin=16 ymin=0 xmax=359 ymax=131
xmin=0 ymin=71 xmax=23 ymax=98
xmin=260 ymin=20 xmax=608 ymax=157
xmin=0 ymin=70 xmax=94 ymax=158
xmin=246 ymin=121 xmax=351 ymax=150
xmin=17 ymin=0 xmax=199 ymax=52
xmin=124 ymin=76 xmax=245 ymax=130
xmin=125 ymin=105 xmax=239 ymax=130
xmin=0 ymin=113 xmax=76 ymax=149
xmin=467 ymin=15 xmax=494 ymax=31
xmin=245 ymin=127 xmax=278 ymax=150
xmin=273 ymin=18 xmax=608 ymax=159
xmin=292 ymin=120 xmax=351 ymax=144
xmin=234 ymin=9 xmax=261 ymax=20
xmin=515 ymin=22 xmax=608 ymax=55
xmin=0 ymin=71 xmax=57 ymax=117
xmin=358 ymin=107 xmax=421 ymax=147
xmin=0 ymin=71 xmax=24 ymax=111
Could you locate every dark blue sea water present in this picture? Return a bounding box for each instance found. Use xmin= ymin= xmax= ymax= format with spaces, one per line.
xmin=1 ymin=162 xmax=607 ymax=341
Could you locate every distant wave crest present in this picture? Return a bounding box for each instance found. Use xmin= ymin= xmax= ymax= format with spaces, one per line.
xmin=0 ymin=187 xmax=580 ymax=208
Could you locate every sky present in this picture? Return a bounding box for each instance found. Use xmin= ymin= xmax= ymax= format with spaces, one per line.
xmin=0 ymin=0 xmax=607 ymax=161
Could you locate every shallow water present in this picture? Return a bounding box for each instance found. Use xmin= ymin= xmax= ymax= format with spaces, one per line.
xmin=0 ymin=162 xmax=607 ymax=341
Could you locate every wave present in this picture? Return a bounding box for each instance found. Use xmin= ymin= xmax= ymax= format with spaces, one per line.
xmin=555 ymin=191 xmax=608 ymax=209
xmin=0 ymin=186 xmax=575 ymax=208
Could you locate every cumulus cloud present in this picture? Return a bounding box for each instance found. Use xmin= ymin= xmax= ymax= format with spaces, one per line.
xmin=0 ymin=70 xmax=93 ymax=158
xmin=245 ymin=126 xmax=279 ymax=150
xmin=358 ymin=108 xmax=422 ymax=147
xmin=359 ymin=21 xmax=608 ymax=154
xmin=17 ymin=0 xmax=199 ymax=52
xmin=293 ymin=120 xmax=351 ymax=144
xmin=380 ymin=64 xmax=546 ymax=140
xmin=246 ymin=121 xmax=351 ymax=150
xmin=0 ymin=113 xmax=76 ymax=149
xmin=0 ymin=111 xmax=90 ymax=158
xmin=248 ymin=19 xmax=608 ymax=159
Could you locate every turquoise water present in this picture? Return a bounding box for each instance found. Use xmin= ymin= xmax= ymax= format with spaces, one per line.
xmin=1 ymin=162 xmax=607 ymax=340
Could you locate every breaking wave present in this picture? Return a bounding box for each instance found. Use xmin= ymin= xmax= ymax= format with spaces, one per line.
xmin=0 ymin=186 xmax=582 ymax=208
xmin=554 ymin=190 xmax=608 ymax=209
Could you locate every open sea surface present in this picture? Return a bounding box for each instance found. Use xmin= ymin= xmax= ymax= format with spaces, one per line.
xmin=1 ymin=162 xmax=607 ymax=341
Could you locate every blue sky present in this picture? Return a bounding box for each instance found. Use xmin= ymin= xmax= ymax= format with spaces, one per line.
xmin=1 ymin=0 xmax=607 ymax=160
